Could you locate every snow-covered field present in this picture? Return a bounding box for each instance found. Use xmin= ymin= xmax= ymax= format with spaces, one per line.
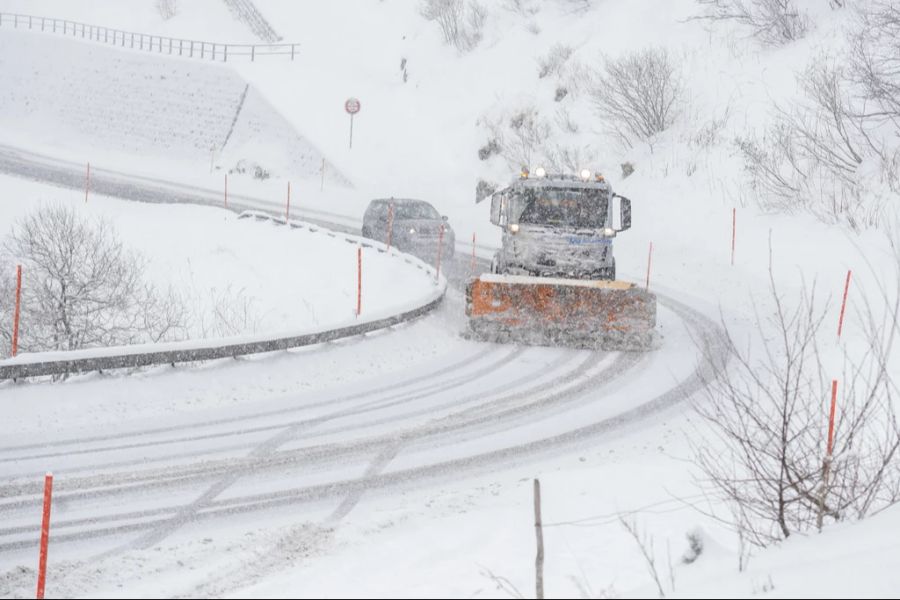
xmin=1 ymin=0 xmax=899 ymax=598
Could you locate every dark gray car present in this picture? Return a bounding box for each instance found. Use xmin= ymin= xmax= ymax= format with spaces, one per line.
xmin=362 ymin=198 xmax=455 ymax=261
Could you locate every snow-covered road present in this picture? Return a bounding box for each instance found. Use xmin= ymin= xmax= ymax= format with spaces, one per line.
xmin=0 ymin=146 xmax=724 ymax=575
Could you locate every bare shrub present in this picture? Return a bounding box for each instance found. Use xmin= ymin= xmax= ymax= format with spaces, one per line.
xmin=851 ymin=1 xmax=900 ymax=139
xmin=620 ymin=518 xmax=672 ymax=598
xmin=681 ymin=529 xmax=704 ymax=564
xmin=503 ymin=0 xmax=539 ymax=17
xmin=736 ymin=57 xmax=891 ymax=229
xmin=420 ymin=0 xmax=487 ymax=52
xmin=554 ymin=107 xmax=579 ymax=134
xmin=735 ymin=124 xmax=808 ymax=210
xmin=695 ymin=0 xmax=809 ymax=46
xmin=156 ymin=0 xmax=178 ymax=20
xmin=786 ymin=61 xmax=865 ymax=183
xmin=590 ymin=48 xmax=683 ymax=149
xmin=481 ymin=107 xmax=553 ymax=170
xmin=693 ymin=250 xmax=900 ymax=546
xmin=478 ymin=138 xmax=502 ymax=160
xmin=537 ymin=43 xmax=573 ymax=79
xmin=0 ymin=205 xmax=184 ymax=356
xmin=189 ymin=284 xmax=263 ymax=339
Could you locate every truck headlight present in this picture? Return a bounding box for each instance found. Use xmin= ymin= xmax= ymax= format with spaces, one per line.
xmin=603 ymin=227 xmax=616 ymax=237
xmin=509 ymin=224 xmax=520 ymax=234
xmin=408 ymin=227 xmax=416 ymax=234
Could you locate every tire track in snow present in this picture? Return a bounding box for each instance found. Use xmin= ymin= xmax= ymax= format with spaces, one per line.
xmin=0 ymin=294 xmax=722 ymax=554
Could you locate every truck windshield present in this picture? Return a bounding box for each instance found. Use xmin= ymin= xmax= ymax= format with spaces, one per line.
xmin=517 ymin=188 xmax=608 ymax=228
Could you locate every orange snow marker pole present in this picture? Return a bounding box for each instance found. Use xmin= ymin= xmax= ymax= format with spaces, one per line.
xmin=286 ymin=181 xmax=291 ymax=222
xmin=645 ymin=242 xmax=653 ymax=290
xmin=386 ymin=202 xmax=394 ymax=251
xmin=35 ymin=473 xmax=53 ymax=600
xmin=11 ymin=265 xmax=21 ymax=357
xmin=356 ymin=247 xmax=362 ymax=317
xmin=827 ymin=379 xmax=838 ymax=456
xmin=471 ymin=232 xmax=477 ymax=274
xmin=435 ymin=224 xmax=445 ymax=281
xmin=818 ymin=380 xmax=839 ymax=531
xmin=837 ymin=270 xmax=852 ymax=338
xmin=84 ymin=162 xmax=90 ymax=203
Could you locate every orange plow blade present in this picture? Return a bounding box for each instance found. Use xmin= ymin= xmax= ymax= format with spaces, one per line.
xmin=465 ymin=274 xmax=656 ymax=350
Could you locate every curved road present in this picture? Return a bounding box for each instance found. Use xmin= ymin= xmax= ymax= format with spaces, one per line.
xmin=0 ymin=144 xmax=725 ymax=568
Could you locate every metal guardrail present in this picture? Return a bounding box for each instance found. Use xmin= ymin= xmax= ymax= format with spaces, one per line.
xmin=0 ymin=12 xmax=298 ymax=61
xmin=0 ymin=213 xmax=445 ymax=381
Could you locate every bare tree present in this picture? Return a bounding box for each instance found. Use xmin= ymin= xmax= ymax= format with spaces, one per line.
xmin=590 ymin=48 xmax=683 ymax=149
xmin=692 ymin=246 xmax=900 ymax=546
xmin=0 ymin=205 xmax=184 ymax=356
xmin=694 ymin=0 xmax=809 ymax=46
xmin=420 ymin=0 xmax=487 ymax=52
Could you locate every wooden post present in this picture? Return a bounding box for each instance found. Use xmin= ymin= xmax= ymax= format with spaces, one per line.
xmin=11 ymin=265 xmax=21 ymax=357
xmin=645 ymin=241 xmax=653 ymax=290
xmin=534 ymin=479 xmax=544 ymax=600
xmin=286 ymin=181 xmax=291 ymax=222
xmin=386 ymin=202 xmax=394 ymax=251
xmin=838 ymin=270 xmax=852 ymax=338
xmin=35 ymin=473 xmax=53 ymax=600
xmin=471 ymin=232 xmax=477 ymax=273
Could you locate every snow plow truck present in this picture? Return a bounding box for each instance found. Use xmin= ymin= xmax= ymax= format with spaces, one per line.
xmin=466 ymin=168 xmax=656 ymax=351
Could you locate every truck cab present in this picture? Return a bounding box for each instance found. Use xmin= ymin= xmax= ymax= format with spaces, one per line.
xmin=488 ymin=171 xmax=631 ymax=280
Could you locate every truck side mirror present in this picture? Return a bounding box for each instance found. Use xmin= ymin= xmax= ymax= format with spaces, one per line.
xmin=490 ymin=193 xmax=503 ymax=226
xmin=618 ymin=196 xmax=631 ymax=232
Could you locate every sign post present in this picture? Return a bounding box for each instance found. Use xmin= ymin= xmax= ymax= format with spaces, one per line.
xmin=345 ymin=97 xmax=361 ymax=149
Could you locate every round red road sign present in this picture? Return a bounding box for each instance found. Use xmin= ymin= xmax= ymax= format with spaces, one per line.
xmin=345 ymin=97 xmax=361 ymax=115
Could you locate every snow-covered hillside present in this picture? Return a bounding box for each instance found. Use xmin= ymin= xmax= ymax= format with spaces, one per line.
xmin=1 ymin=0 xmax=899 ymax=598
